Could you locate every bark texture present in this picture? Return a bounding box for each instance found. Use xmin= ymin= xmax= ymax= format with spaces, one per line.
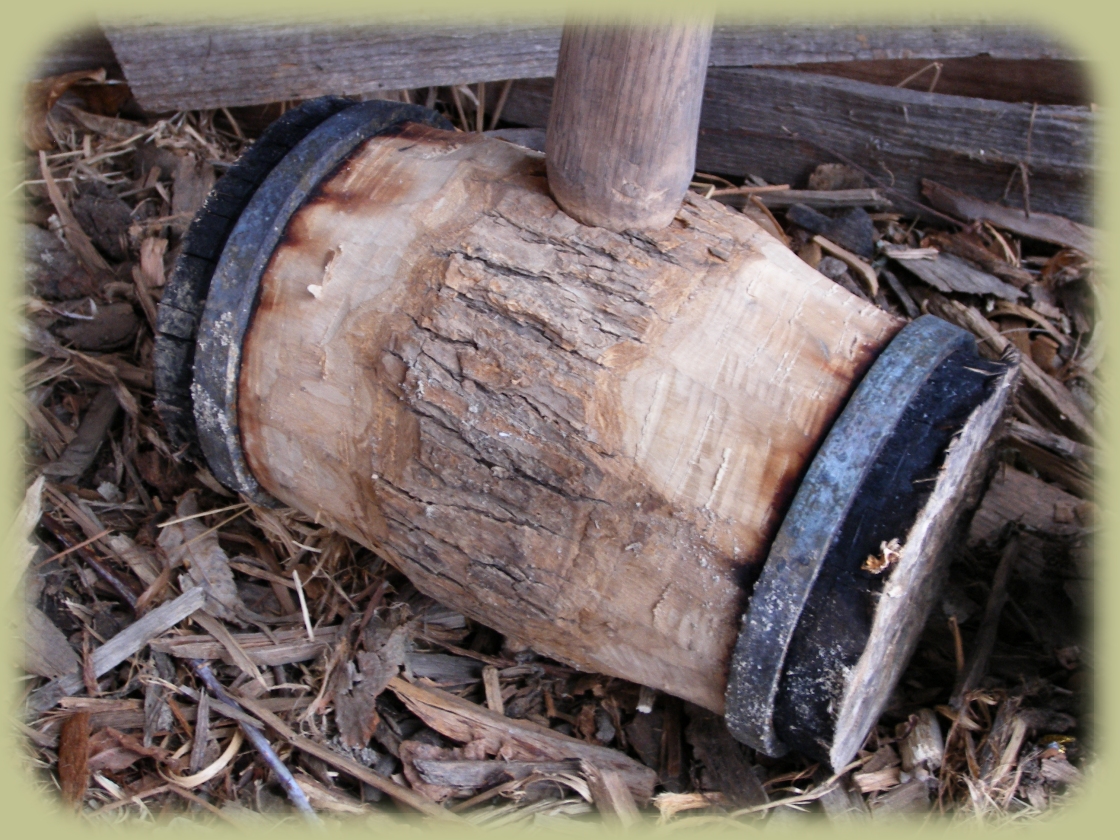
xmin=238 ymin=124 xmax=900 ymax=711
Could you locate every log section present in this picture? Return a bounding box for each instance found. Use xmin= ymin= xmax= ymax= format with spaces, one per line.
xmin=237 ymin=124 xmax=901 ymax=712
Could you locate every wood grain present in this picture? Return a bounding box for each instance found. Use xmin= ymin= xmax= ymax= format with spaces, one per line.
xmin=500 ymin=68 xmax=1095 ymax=224
xmin=829 ymin=359 xmax=1018 ymax=769
xmin=99 ymin=23 xmax=1073 ymax=112
xmin=774 ymin=57 xmax=1088 ymax=106
xmin=235 ymin=125 xmax=899 ymax=713
xmin=545 ymin=23 xmax=711 ymax=230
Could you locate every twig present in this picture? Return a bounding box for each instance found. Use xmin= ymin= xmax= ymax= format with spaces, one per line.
xmin=293 ymin=569 xmax=315 ymax=641
xmin=488 ymin=79 xmax=514 ymax=131
xmin=34 ymin=524 xmax=111 ymax=567
xmin=189 ymin=660 xmax=321 ymax=824
xmin=449 ymin=85 xmax=468 ymax=132
xmin=951 ymin=534 xmax=1021 ymax=708
xmin=813 ymin=235 xmax=879 ymax=297
xmin=709 ymin=183 xmax=791 ymax=196
xmin=235 ymin=692 xmax=465 ymax=821
xmin=40 ymin=514 xmax=141 ymax=609
xmin=895 ymin=61 xmax=943 ymax=93
xmin=158 ymin=501 xmax=250 ymax=528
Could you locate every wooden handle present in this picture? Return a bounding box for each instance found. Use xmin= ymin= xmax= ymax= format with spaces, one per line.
xmin=545 ymin=22 xmax=713 ymax=232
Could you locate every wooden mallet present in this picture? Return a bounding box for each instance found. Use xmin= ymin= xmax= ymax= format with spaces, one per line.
xmin=155 ymin=22 xmax=1018 ymax=771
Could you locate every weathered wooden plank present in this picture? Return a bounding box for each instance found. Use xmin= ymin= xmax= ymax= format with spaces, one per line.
xmin=105 ymin=23 xmax=562 ymax=112
xmin=500 ymin=69 xmax=1094 ymax=224
xmin=708 ymin=24 xmax=1076 ymax=66
xmin=699 ymin=69 xmax=1094 ymax=224
xmin=772 ymin=57 xmax=1088 ymax=106
xmin=31 ymin=26 xmax=119 ymax=78
xmin=100 ymin=22 xmax=1073 ymax=113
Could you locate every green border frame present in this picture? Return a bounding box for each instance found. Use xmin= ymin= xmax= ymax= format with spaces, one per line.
xmin=2 ymin=3 xmax=1112 ymax=840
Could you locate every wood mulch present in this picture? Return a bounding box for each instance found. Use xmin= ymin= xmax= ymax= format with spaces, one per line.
xmin=14 ymin=72 xmax=1094 ymax=827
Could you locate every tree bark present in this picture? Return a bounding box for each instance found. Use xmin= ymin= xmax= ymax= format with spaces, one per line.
xmin=237 ymin=124 xmax=900 ymax=712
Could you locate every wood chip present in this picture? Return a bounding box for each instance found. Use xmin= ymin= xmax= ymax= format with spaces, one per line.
xmin=333 ymin=629 xmax=405 ymax=749
xmin=158 ymin=492 xmax=246 ymax=621
xmin=923 ymin=179 xmax=1096 ymax=254
xmin=190 ymin=611 xmax=268 ymax=689
xmin=58 ymin=711 xmax=91 ymax=808
xmin=652 ymin=791 xmax=727 ymax=821
xmin=870 ymin=778 xmax=930 ymax=816
xmin=389 ymin=676 xmax=657 ymax=803
xmin=22 ymin=604 xmax=81 ymax=678
xmin=482 ymin=665 xmax=504 ymax=715
xmin=853 ymin=765 xmax=901 ymax=793
xmin=293 ymin=773 xmax=370 ymax=814
xmin=896 ymin=252 xmax=1024 ymax=300
xmin=189 ymin=690 xmax=212 ymax=775
xmin=40 ymin=386 xmax=120 ymax=479
xmin=151 ymin=623 xmax=338 ymax=666
xmin=29 ymin=585 xmax=207 ymax=711
xmin=814 ymin=234 xmax=879 ymax=296
xmin=582 ymin=761 xmax=642 ymax=828
xmin=968 ymin=465 xmax=1092 ymax=545
xmin=897 ymin=709 xmax=945 ymax=773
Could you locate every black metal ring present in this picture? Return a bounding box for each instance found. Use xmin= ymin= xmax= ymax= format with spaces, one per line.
xmin=724 ymin=314 xmax=1005 ymax=760
xmin=155 ymin=96 xmax=358 ymax=458
xmin=186 ymin=100 xmax=452 ymax=504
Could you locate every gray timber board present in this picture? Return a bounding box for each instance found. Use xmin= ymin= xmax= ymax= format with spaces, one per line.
xmin=501 ymin=70 xmax=1094 ymax=224
xmin=97 ymin=22 xmax=1075 ymax=112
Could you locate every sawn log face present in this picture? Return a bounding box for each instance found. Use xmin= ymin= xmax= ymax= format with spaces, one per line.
xmin=238 ymin=124 xmax=901 ymax=711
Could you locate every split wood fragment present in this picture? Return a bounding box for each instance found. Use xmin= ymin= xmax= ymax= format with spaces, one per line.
xmin=922 ymin=179 xmax=1096 ymax=253
xmin=57 ymin=711 xmax=91 ymax=808
xmin=813 ymin=234 xmax=879 ymax=296
xmin=28 ymin=586 xmax=207 ymax=711
xmin=234 ymin=692 xmax=465 ymax=821
xmin=389 ymin=676 xmax=657 ymax=803
xmin=582 ymin=760 xmax=642 ymax=827
xmin=894 ymin=252 xmax=1024 ymax=301
xmin=951 ymin=536 xmax=1023 ymax=709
